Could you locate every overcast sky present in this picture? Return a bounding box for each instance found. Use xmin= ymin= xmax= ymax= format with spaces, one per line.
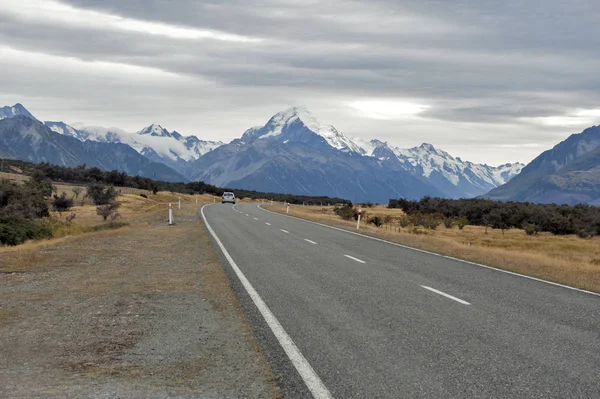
xmin=1 ymin=0 xmax=599 ymax=165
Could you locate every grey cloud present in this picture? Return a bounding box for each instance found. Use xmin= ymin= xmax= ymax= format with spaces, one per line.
xmin=1 ymin=0 xmax=599 ymax=165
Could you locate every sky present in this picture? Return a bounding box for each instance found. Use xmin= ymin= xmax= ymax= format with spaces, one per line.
xmin=0 ymin=0 xmax=599 ymax=165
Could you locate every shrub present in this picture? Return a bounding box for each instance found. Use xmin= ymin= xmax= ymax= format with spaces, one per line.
xmin=398 ymin=216 xmax=411 ymax=228
xmin=0 ymin=220 xmax=53 ymax=246
xmin=369 ymin=216 xmax=383 ymax=227
xmin=443 ymin=217 xmax=454 ymax=228
xmin=524 ymin=224 xmax=538 ymax=236
xmin=0 ymin=179 xmax=49 ymax=223
xmin=334 ymin=204 xmax=358 ymax=221
xmin=96 ymin=201 xmax=121 ymax=221
xmin=52 ymin=192 xmax=74 ymax=215
xmin=87 ymin=184 xmax=118 ymax=205
xmin=455 ymin=216 xmax=469 ymax=230
xmin=72 ymin=186 xmax=83 ymax=199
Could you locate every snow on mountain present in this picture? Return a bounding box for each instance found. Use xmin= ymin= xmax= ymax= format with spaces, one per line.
xmin=137 ymin=123 xmax=172 ymax=138
xmin=58 ymin=123 xmax=224 ymax=162
xmin=252 ymin=106 xmax=365 ymax=153
xmin=0 ymin=103 xmax=38 ymax=121
xmin=353 ymin=138 xmax=524 ymax=195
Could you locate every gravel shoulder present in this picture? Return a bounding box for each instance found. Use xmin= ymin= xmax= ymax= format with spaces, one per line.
xmin=0 ymin=205 xmax=280 ymax=398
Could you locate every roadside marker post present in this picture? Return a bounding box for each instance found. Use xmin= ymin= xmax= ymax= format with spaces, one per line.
xmin=178 ymin=197 xmax=181 ymax=209
xmin=168 ymin=203 xmax=174 ymax=225
xmin=286 ymin=202 xmax=290 ymax=214
xmin=357 ymin=208 xmax=362 ymax=230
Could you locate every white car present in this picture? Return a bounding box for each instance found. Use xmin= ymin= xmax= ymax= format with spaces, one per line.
xmin=222 ymin=192 xmax=236 ymax=204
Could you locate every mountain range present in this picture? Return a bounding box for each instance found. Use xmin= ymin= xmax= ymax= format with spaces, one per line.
xmin=0 ymin=102 xmax=564 ymax=203
xmin=188 ymin=106 xmax=523 ymax=202
xmin=0 ymin=109 xmax=185 ymax=182
xmin=484 ymin=125 xmax=600 ymax=206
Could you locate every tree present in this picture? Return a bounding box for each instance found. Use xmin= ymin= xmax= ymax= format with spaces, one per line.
xmin=96 ymin=202 xmax=121 ymax=221
xmin=87 ymin=184 xmax=118 ymax=205
xmin=72 ymin=186 xmax=83 ymax=199
xmin=25 ymin=170 xmax=53 ymax=198
xmin=52 ymin=192 xmax=74 ymax=216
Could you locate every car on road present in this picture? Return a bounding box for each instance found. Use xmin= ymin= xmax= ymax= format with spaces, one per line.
xmin=222 ymin=192 xmax=236 ymax=204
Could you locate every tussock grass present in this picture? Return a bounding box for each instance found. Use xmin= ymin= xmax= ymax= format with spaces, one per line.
xmin=271 ymin=204 xmax=600 ymax=293
xmin=2 ymin=187 xmax=219 ymax=251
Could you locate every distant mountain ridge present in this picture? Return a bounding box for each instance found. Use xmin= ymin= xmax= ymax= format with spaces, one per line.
xmin=190 ymin=106 xmax=524 ymax=202
xmin=485 ymin=125 xmax=600 ymax=205
xmin=45 ymin=121 xmax=223 ymax=178
xmin=0 ymin=115 xmax=186 ymax=182
xmin=2 ymin=103 xmax=527 ymax=201
xmin=0 ymin=103 xmax=37 ymax=121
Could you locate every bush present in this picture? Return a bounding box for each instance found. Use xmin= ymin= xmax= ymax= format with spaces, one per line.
xmin=96 ymin=201 xmax=121 ymax=221
xmin=443 ymin=217 xmax=454 ymax=228
xmin=369 ymin=216 xmax=383 ymax=227
xmin=524 ymin=224 xmax=538 ymax=236
xmin=0 ymin=179 xmax=49 ymax=223
xmin=0 ymin=220 xmax=53 ymax=246
xmin=87 ymin=184 xmax=118 ymax=205
xmin=334 ymin=204 xmax=358 ymax=221
xmin=52 ymin=192 xmax=74 ymax=214
xmin=398 ymin=216 xmax=411 ymax=228
xmin=455 ymin=216 xmax=469 ymax=230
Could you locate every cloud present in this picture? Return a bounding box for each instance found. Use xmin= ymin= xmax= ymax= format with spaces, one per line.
xmin=1 ymin=0 xmax=262 ymax=42
xmin=0 ymin=0 xmax=599 ymax=165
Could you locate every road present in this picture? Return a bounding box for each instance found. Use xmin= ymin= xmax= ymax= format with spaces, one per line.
xmin=201 ymin=203 xmax=600 ymax=398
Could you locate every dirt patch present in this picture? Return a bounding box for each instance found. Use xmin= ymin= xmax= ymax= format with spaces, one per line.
xmin=0 ymin=205 xmax=280 ymax=398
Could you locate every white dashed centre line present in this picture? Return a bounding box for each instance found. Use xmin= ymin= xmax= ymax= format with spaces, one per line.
xmin=304 ymin=239 xmax=317 ymax=245
xmin=265 ymin=222 xmax=271 ymax=226
xmin=344 ymin=254 xmax=365 ymax=264
xmin=254 ymin=217 xmax=259 ymax=220
xmin=281 ymin=229 xmax=290 ymax=234
xmin=421 ymin=286 xmax=471 ymax=305
xmin=245 ymin=214 xmax=249 ymax=217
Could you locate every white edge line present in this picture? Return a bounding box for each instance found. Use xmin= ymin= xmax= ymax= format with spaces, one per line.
xmin=344 ymin=254 xmax=366 ymax=264
xmin=201 ymin=204 xmax=333 ymax=399
xmin=258 ymin=205 xmax=600 ymax=298
xmin=421 ymin=285 xmax=471 ymax=305
xmin=304 ymin=239 xmax=317 ymax=245
xmin=281 ymin=229 xmax=290 ymax=234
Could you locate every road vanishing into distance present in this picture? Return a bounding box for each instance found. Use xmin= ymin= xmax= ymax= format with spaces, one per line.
xmin=201 ymin=203 xmax=600 ymax=399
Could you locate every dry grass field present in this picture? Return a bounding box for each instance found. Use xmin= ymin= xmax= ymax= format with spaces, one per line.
xmin=270 ymin=204 xmax=600 ymax=293
xmin=0 ymin=187 xmax=279 ymax=397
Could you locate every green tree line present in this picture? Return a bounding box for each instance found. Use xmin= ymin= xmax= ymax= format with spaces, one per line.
xmin=389 ymin=197 xmax=600 ymax=237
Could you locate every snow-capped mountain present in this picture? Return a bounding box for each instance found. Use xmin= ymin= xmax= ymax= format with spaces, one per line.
xmin=0 ymin=115 xmax=185 ymax=181
xmin=355 ymin=139 xmax=524 ymax=198
xmin=0 ymin=103 xmax=38 ymax=121
xmin=191 ymin=106 xmax=523 ymax=201
xmin=44 ymin=121 xmax=223 ymax=178
xmin=242 ymin=106 xmax=365 ymax=153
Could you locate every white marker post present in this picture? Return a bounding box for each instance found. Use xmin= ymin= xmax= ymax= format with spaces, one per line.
xmin=168 ymin=203 xmax=174 ymax=225
xmin=286 ymin=202 xmax=290 ymax=214
xmin=356 ymin=208 xmax=362 ymax=230
xmin=178 ymin=197 xmax=181 ymax=209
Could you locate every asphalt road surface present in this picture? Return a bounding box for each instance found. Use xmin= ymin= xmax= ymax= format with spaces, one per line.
xmin=201 ymin=203 xmax=600 ymax=399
